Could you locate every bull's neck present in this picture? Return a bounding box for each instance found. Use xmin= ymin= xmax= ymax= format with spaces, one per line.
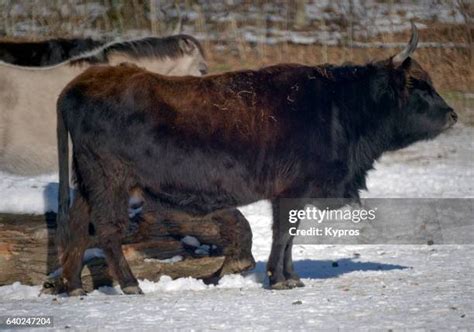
xmin=331 ymin=70 xmax=397 ymax=174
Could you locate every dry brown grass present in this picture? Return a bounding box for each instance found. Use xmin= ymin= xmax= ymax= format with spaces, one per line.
xmin=204 ymin=41 xmax=473 ymax=124
xmin=206 ymin=42 xmax=473 ymax=92
xmin=205 ymin=24 xmax=473 ymax=93
xmin=201 ymin=19 xmax=473 ymax=92
xmin=203 ymin=19 xmax=473 ymax=123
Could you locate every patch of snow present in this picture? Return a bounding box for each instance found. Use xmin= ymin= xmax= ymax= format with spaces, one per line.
xmin=181 ymin=235 xmax=200 ymax=248
xmin=140 ymin=276 xmax=209 ymax=293
xmin=90 ymin=286 xmax=122 ymax=296
xmin=83 ymin=248 xmax=106 ymax=262
xmin=0 ymin=172 xmax=58 ymax=214
xmin=144 ymin=255 xmax=183 ymax=264
xmin=47 ymin=248 xmax=106 ymax=279
xmin=194 ymin=244 xmax=211 ymax=256
xmin=0 ymin=282 xmax=41 ymax=300
xmin=216 ymin=273 xmax=262 ymax=289
xmin=128 ymin=195 xmax=143 ymax=218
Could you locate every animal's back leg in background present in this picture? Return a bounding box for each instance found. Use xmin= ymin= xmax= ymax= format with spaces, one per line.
xmin=91 ymin=183 xmax=143 ymax=295
xmin=57 ymin=191 xmax=90 ymax=296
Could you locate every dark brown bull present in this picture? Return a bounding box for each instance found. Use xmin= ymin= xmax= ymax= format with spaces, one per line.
xmin=57 ymin=23 xmax=456 ymax=295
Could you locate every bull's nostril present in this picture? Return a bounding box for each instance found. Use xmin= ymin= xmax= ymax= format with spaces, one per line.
xmin=450 ymin=111 xmax=458 ymax=122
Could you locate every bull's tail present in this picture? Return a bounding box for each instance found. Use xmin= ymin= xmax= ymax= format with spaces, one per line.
xmin=56 ymin=98 xmax=70 ymax=253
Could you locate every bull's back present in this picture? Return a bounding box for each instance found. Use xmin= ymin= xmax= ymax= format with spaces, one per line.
xmin=62 ymin=64 xmax=296 ymax=149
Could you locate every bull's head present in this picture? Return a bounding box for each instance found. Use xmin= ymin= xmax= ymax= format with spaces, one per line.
xmin=379 ymin=22 xmax=457 ymax=147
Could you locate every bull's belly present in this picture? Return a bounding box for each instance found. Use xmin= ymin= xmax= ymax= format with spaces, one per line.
xmin=130 ymin=151 xmax=263 ymax=215
xmin=152 ymin=186 xmax=244 ymax=216
xmin=140 ymin=174 xmax=262 ymax=216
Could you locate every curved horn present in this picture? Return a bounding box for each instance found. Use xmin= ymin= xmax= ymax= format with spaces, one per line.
xmin=393 ymin=21 xmax=419 ymax=65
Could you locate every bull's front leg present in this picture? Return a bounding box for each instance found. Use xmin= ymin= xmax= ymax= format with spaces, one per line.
xmin=283 ymin=236 xmax=305 ymax=288
xmin=267 ymin=199 xmax=304 ymax=289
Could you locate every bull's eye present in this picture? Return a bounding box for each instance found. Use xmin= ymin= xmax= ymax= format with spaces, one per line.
xmin=411 ymin=79 xmax=434 ymax=95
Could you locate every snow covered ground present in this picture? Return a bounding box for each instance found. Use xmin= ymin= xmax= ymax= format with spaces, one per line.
xmin=0 ymin=125 xmax=473 ymax=330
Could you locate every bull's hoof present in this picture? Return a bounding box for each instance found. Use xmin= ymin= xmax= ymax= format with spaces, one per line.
xmin=270 ymin=279 xmax=305 ymax=290
xmin=287 ymin=278 xmax=305 ymax=288
xmin=68 ymin=288 xmax=87 ymax=297
xmin=122 ymin=285 xmax=143 ymax=295
xmin=270 ymin=280 xmax=293 ymax=290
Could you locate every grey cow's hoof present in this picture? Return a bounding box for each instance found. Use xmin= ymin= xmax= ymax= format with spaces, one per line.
xmin=68 ymin=288 xmax=87 ymax=297
xmin=270 ymin=279 xmax=305 ymax=290
xmin=122 ymin=285 xmax=144 ymax=295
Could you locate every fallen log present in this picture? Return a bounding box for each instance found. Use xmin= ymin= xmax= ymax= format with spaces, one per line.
xmin=0 ymin=209 xmax=255 ymax=292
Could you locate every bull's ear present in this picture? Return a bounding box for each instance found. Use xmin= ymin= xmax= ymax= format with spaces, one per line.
xmin=370 ymin=71 xmax=395 ymax=102
xmin=392 ymin=21 xmax=419 ymax=68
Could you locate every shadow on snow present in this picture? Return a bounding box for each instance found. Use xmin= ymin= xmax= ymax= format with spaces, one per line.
xmin=251 ymin=258 xmax=408 ymax=280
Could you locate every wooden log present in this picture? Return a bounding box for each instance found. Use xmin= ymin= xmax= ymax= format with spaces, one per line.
xmin=0 ymin=209 xmax=255 ymax=292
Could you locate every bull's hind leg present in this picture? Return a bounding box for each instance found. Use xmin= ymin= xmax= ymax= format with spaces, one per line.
xmin=58 ymin=191 xmax=90 ymax=296
xmin=91 ymin=189 xmax=143 ymax=295
xmin=267 ymin=199 xmax=304 ymax=290
xmin=215 ymin=209 xmax=256 ymax=275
